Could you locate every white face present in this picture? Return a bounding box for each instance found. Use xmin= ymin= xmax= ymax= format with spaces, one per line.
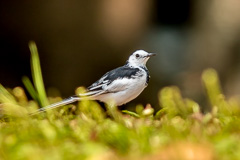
xmin=127 ymin=50 xmax=155 ymax=67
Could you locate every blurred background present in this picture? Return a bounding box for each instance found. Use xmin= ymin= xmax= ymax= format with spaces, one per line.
xmin=1 ymin=0 xmax=240 ymax=109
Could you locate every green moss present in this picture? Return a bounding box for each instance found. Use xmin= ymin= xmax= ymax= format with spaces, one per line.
xmin=1 ymin=43 xmax=240 ymax=159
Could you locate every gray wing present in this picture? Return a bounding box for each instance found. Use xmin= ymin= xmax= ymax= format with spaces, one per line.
xmin=79 ymin=66 xmax=142 ymax=97
xmin=78 ymin=75 xmax=110 ymax=97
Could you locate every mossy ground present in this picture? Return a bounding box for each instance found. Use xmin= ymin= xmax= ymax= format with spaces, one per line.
xmin=1 ymin=43 xmax=240 ymax=160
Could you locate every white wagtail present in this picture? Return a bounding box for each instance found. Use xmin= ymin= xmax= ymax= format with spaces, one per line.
xmin=30 ymin=50 xmax=156 ymax=115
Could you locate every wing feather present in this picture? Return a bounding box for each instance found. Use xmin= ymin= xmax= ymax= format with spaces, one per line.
xmin=83 ymin=65 xmax=142 ymax=96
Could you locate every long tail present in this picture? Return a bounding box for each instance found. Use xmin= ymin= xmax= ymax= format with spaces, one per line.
xmin=29 ymin=90 xmax=105 ymax=116
xmin=29 ymin=96 xmax=81 ymax=116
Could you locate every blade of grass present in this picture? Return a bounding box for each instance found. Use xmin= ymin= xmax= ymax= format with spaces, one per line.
xmin=22 ymin=76 xmax=39 ymax=103
xmin=202 ymin=68 xmax=222 ymax=107
xmin=29 ymin=41 xmax=49 ymax=107
xmin=0 ymin=84 xmax=17 ymax=104
xmin=122 ymin=110 xmax=140 ymax=118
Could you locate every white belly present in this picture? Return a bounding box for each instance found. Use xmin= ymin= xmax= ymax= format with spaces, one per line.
xmin=95 ymin=75 xmax=147 ymax=106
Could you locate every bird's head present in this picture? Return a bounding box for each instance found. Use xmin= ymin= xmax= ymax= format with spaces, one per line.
xmin=126 ymin=50 xmax=156 ymax=67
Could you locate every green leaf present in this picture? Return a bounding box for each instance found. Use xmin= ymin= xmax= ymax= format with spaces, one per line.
xmin=22 ymin=76 xmax=39 ymax=103
xmin=155 ymin=108 xmax=167 ymax=119
xmin=122 ymin=110 xmax=140 ymax=118
xmin=0 ymin=84 xmax=17 ymax=104
xmin=29 ymin=41 xmax=49 ymax=107
xmin=202 ymin=68 xmax=222 ymax=107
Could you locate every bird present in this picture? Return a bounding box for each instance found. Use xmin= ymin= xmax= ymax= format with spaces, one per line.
xmin=30 ymin=50 xmax=156 ymax=116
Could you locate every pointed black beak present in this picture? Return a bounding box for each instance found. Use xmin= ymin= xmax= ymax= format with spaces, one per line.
xmin=147 ymin=53 xmax=157 ymax=57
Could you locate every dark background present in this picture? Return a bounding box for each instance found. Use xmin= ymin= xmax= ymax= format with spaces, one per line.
xmin=1 ymin=0 xmax=240 ymax=108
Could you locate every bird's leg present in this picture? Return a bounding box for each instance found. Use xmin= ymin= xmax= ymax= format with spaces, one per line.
xmin=105 ymin=103 xmax=123 ymax=123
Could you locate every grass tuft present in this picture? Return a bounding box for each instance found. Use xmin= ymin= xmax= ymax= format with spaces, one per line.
xmin=22 ymin=41 xmax=49 ymax=108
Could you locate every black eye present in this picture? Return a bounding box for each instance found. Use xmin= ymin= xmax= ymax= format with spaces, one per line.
xmin=136 ymin=54 xmax=139 ymax=58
